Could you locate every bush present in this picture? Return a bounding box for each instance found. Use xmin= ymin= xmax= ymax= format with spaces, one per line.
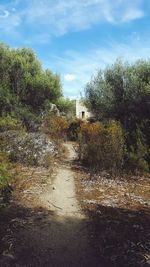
xmin=15 ymin=106 xmax=41 ymax=131
xmin=56 ymin=98 xmax=76 ymax=117
xmin=78 ymin=120 xmax=124 ymax=173
xmin=84 ymin=59 xmax=150 ymax=173
xmin=67 ymin=119 xmax=83 ymax=141
xmin=43 ymin=115 xmax=69 ymax=142
xmin=125 ymin=128 xmax=149 ymax=173
xmin=0 ymin=152 xmax=12 ymax=203
xmin=0 ymin=116 xmax=23 ymax=132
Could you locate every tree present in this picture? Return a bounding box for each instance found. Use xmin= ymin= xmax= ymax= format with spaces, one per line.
xmin=56 ymin=97 xmax=76 ymax=116
xmin=85 ymin=59 xmax=150 ymax=168
xmin=0 ymin=42 xmax=62 ymax=117
xmin=85 ymin=59 xmax=150 ymax=128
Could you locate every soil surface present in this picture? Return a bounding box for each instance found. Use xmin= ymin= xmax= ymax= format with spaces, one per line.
xmin=0 ymin=142 xmax=100 ymax=267
xmin=1 ymin=142 xmax=149 ymax=267
xmin=37 ymin=142 xmax=99 ymax=266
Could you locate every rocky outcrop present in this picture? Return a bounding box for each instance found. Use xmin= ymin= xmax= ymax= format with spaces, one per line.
xmin=0 ymin=131 xmax=57 ymax=166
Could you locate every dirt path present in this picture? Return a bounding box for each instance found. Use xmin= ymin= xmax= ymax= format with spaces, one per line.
xmin=37 ymin=142 xmax=99 ymax=266
xmin=41 ymin=143 xmax=82 ymax=217
xmin=0 ymin=142 xmax=99 ymax=267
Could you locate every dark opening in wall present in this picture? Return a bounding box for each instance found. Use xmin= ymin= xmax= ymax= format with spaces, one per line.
xmin=82 ymin=111 xmax=85 ymax=119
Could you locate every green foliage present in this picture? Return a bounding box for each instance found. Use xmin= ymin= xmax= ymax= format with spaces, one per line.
xmin=85 ymin=59 xmax=150 ymax=172
xmin=56 ymin=98 xmax=76 ymax=117
xmin=0 ymin=116 xmax=23 ymax=132
xmin=67 ymin=119 xmax=83 ymax=141
xmin=0 ymin=152 xmax=12 ymax=203
xmin=125 ymin=129 xmax=149 ymax=173
xmin=85 ymin=59 xmax=150 ymax=125
xmin=13 ymin=105 xmax=41 ymax=131
xmin=0 ymin=42 xmax=62 ymax=123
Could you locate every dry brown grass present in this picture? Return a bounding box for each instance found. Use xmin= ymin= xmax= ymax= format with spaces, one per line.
xmin=75 ymin=170 xmax=150 ymax=267
xmin=75 ymin=171 xmax=150 ymax=211
xmin=12 ymin=162 xmax=55 ymax=208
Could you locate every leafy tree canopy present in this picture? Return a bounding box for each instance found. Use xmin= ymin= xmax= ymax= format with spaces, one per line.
xmin=85 ymin=59 xmax=150 ymax=166
xmin=0 ymin=43 xmax=62 ymax=117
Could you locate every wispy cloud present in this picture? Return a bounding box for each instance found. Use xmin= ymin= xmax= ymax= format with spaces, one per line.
xmin=64 ymin=74 xmax=76 ymax=82
xmin=25 ymin=0 xmax=145 ymax=34
xmin=44 ymin=36 xmax=150 ymax=97
xmin=0 ymin=0 xmax=146 ymax=38
xmin=122 ymin=8 xmax=144 ymax=22
xmin=0 ymin=0 xmax=149 ymax=98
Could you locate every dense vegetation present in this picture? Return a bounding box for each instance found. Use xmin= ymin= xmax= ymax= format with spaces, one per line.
xmin=0 ymin=42 xmax=62 ymax=128
xmin=0 ymin=42 xmax=65 ymax=198
xmin=78 ymin=120 xmax=124 ymax=173
xmin=1 ymin=41 xmax=150 ymax=184
xmin=83 ymin=60 xmax=150 ymax=172
xmin=56 ymin=97 xmax=76 ymax=117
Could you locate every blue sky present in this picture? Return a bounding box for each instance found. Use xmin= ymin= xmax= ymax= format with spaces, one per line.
xmin=0 ymin=0 xmax=150 ymax=98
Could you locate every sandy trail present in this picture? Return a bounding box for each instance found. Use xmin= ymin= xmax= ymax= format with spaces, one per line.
xmin=38 ymin=142 xmax=99 ymax=266
xmin=42 ymin=143 xmax=82 ymax=217
xmin=1 ymin=143 xmax=100 ymax=267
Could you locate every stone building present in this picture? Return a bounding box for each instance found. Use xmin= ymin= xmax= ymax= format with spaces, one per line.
xmin=75 ymin=99 xmax=92 ymax=120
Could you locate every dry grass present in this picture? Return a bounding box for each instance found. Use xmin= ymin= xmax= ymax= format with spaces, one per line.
xmin=12 ymin=162 xmax=56 ymax=208
xmin=76 ymin=172 xmax=150 ymax=211
xmin=75 ymin=170 xmax=150 ymax=267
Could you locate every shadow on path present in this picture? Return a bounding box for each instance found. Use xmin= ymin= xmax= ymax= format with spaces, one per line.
xmin=0 ymin=204 xmax=100 ymax=267
xmin=86 ymin=204 xmax=150 ymax=267
xmin=0 ymin=141 xmax=149 ymax=267
xmin=1 ymin=203 xmax=149 ymax=266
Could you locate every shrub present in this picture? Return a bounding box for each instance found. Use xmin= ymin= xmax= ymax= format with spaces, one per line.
xmin=67 ymin=119 xmax=83 ymax=141
xmin=0 ymin=116 xmax=23 ymax=132
xmin=104 ymin=120 xmax=125 ymax=171
xmin=78 ymin=120 xmax=124 ymax=173
xmin=56 ymin=97 xmax=76 ymax=117
xmin=0 ymin=152 xmax=12 ymax=203
xmin=43 ymin=115 xmax=69 ymax=142
xmin=15 ymin=106 xmax=41 ymax=131
xmin=125 ymin=128 xmax=149 ymax=173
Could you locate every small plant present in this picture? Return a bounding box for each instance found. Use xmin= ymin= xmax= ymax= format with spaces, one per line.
xmin=0 ymin=115 xmax=23 ymax=132
xmin=43 ymin=154 xmax=54 ymax=168
xmin=0 ymin=152 xmax=12 ymax=203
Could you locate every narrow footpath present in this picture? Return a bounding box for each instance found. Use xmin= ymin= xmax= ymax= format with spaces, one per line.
xmin=38 ymin=142 xmax=99 ymax=266
xmin=0 ymin=143 xmax=100 ymax=267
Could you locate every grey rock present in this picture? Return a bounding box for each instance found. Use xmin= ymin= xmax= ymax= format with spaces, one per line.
xmin=0 ymin=131 xmax=57 ymax=167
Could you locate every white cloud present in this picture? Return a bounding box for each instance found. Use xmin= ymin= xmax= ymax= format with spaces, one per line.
xmin=64 ymin=74 xmax=76 ymax=81
xmin=25 ymin=0 xmax=145 ymax=35
xmin=44 ymin=36 xmax=150 ymax=97
xmin=122 ymin=9 xmax=144 ymax=22
xmin=0 ymin=0 xmax=146 ymax=37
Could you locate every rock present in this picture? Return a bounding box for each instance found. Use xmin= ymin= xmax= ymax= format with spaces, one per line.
xmin=0 ymin=131 xmax=57 ymax=167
